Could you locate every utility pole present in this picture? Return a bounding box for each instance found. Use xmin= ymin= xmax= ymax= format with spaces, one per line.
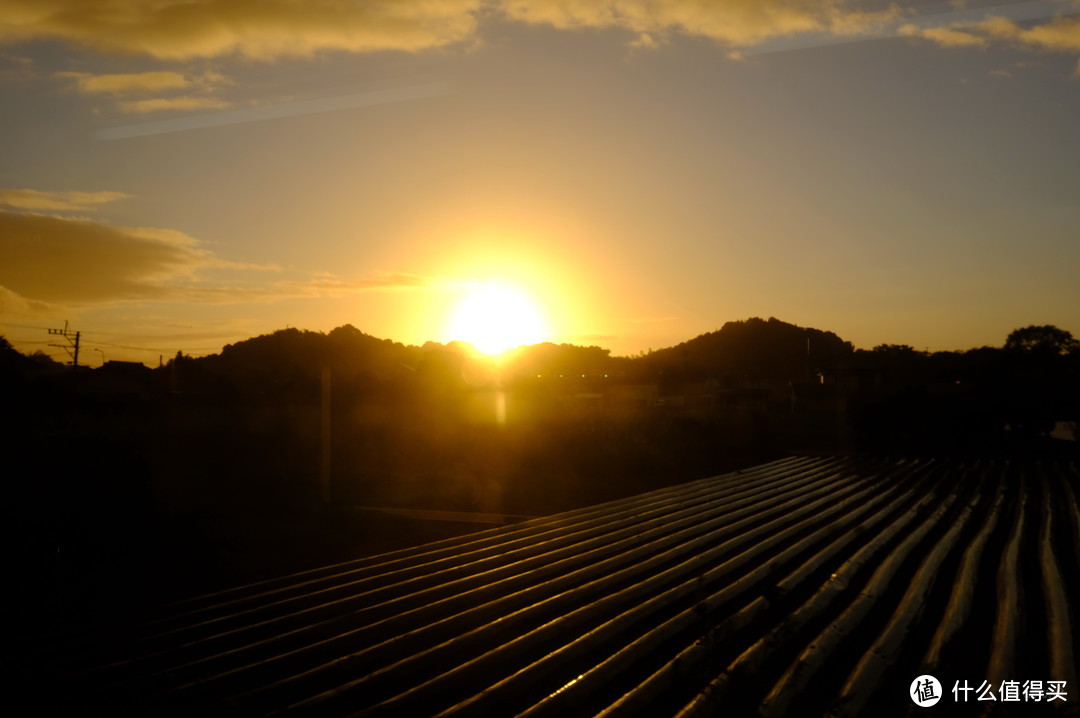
xmin=48 ymin=321 xmax=81 ymax=368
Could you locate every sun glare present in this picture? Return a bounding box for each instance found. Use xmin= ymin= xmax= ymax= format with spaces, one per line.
xmin=445 ymin=282 xmax=549 ymax=355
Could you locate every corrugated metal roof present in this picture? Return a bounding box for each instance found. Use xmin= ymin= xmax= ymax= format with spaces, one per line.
xmin=57 ymin=456 xmax=1079 ymax=716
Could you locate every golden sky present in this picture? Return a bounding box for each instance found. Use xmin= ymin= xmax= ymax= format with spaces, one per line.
xmin=1 ymin=1 xmax=1079 ymax=363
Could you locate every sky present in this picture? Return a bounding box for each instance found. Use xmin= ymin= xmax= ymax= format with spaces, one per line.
xmin=1 ymin=0 xmax=1078 ymax=365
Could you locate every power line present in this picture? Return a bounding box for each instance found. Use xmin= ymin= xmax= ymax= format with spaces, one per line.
xmin=0 ymin=321 xmax=53 ymax=332
xmin=47 ymin=321 xmax=80 ymax=368
xmin=89 ymin=339 xmax=177 ymax=351
xmin=3 ymin=319 xmax=230 ymax=358
xmin=1 ymin=321 xmax=176 ymax=351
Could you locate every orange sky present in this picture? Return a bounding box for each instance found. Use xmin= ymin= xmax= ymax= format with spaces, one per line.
xmin=1 ymin=1 xmax=1079 ymax=364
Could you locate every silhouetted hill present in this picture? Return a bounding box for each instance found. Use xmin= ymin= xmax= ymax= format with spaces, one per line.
xmin=206 ymin=324 xmax=420 ymax=380
xmin=641 ymin=316 xmax=854 ymax=383
xmin=157 ymin=316 xmax=856 ymax=388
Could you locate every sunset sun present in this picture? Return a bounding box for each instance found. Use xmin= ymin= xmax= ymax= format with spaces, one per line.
xmin=445 ymin=282 xmax=549 ymax=355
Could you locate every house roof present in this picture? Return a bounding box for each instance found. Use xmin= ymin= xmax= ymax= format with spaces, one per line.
xmin=59 ymin=455 xmax=1079 ymax=717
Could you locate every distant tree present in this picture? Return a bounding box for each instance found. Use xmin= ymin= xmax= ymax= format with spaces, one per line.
xmin=1 ymin=337 xmax=64 ymax=376
xmin=870 ymin=344 xmax=920 ymax=355
xmin=28 ymin=350 xmax=63 ymax=369
xmin=1004 ymin=325 xmax=1078 ymax=355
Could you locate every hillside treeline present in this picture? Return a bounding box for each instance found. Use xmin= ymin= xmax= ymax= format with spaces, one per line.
xmin=3 ymin=318 xmax=1078 ymax=627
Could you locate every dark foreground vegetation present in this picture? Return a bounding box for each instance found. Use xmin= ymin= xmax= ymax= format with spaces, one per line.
xmin=4 ymin=318 xmax=1078 ymax=648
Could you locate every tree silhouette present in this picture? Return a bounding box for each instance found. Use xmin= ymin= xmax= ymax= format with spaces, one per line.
xmin=1004 ymin=325 xmax=1078 ymax=355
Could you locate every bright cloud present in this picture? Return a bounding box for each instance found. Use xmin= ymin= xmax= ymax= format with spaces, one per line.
xmin=59 ymin=70 xmax=191 ymax=94
xmin=118 ymin=95 xmax=230 ymax=114
xmin=899 ymin=23 xmax=988 ymax=48
xmin=0 ymin=188 xmax=130 ymax=211
xmin=55 ymin=69 xmax=231 ymax=114
xmin=2 ymin=0 xmax=1076 ymax=61
xmin=0 ymin=0 xmax=483 ymax=59
xmin=900 ymin=10 xmax=1080 ymax=57
xmin=497 ymin=0 xmax=903 ymax=46
xmin=978 ymin=14 xmax=1080 ymax=51
xmin=0 ymin=0 xmax=910 ymax=59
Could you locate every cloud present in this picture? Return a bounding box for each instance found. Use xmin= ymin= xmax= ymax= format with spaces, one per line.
xmin=55 ymin=69 xmax=232 ymax=114
xmin=58 ymin=70 xmax=191 ymax=94
xmin=161 ymin=272 xmax=436 ymax=305
xmin=117 ymin=95 xmax=230 ymax=114
xmin=0 ymin=209 xmax=434 ymax=307
xmin=166 ymin=273 xmax=438 ymax=304
xmin=0 ymin=210 xmax=219 ymax=303
xmin=0 ymin=49 xmax=35 ymax=81
xmin=0 ymin=0 xmax=482 ymax=59
xmin=498 ymin=0 xmax=903 ymax=46
xmin=899 ymin=22 xmax=988 ymax=48
xmin=3 ymin=0 xmax=1074 ymax=62
xmin=0 ymin=284 xmax=60 ymax=316
xmin=630 ymin=32 xmax=660 ymax=50
xmin=0 ymin=188 xmax=130 ymax=211
xmin=978 ymin=14 xmax=1080 ymax=51
xmin=0 ymin=0 xmax=910 ymax=59
xmin=98 ymin=82 xmax=448 ymax=138
xmin=899 ymin=8 xmax=1080 ymax=58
